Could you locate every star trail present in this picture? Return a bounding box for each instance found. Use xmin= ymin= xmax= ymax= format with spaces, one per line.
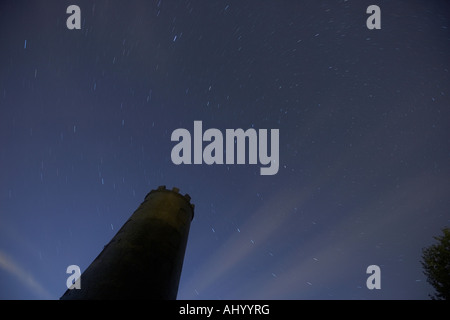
xmin=0 ymin=0 xmax=449 ymax=300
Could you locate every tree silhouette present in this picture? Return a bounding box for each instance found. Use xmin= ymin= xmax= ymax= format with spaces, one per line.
xmin=421 ymin=227 xmax=450 ymax=300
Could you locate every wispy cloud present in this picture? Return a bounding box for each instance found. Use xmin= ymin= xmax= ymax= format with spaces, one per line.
xmin=0 ymin=250 xmax=53 ymax=299
xmin=180 ymin=186 xmax=306 ymax=298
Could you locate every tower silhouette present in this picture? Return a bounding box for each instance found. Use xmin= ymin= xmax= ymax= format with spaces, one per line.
xmin=60 ymin=186 xmax=194 ymax=300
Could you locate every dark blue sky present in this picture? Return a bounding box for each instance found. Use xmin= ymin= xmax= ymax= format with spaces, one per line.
xmin=1 ymin=0 xmax=449 ymax=299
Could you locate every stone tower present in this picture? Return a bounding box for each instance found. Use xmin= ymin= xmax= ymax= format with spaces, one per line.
xmin=60 ymin=186 xmax=194 ymax=300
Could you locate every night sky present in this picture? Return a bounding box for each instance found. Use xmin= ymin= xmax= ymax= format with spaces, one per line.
xmin=1 ymin=0 xmax=449 ymax=300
